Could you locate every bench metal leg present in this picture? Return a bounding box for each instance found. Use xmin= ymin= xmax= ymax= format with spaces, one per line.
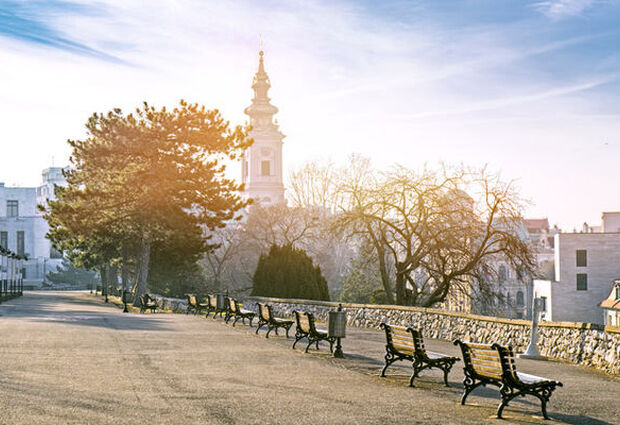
xmin=497 ymin=384 xmax=519 ymax=419
xmin=442 ymin=367 xmax=450 ymax=387
xmin=461 ymin=376 xmax=487 ymax=405
xmin=293 ymin=334 xmax=304 ymax=349
xmin=409 ymin=360 xmax=423 ymax=387
xmin=438 ymin=360 xmax=456 ymax=387
xmin=540 ymin=397 xmax=549 ymax=420
xmin=381 ymin=353 xmax=396 ymax=377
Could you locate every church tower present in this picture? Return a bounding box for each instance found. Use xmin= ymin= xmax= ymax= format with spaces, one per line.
xmin=241 ymin=50 xmax=285 ymax=205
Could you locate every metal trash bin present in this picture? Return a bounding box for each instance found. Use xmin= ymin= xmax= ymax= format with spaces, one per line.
xmin=328 ymin=304 xmax=347 ymax=358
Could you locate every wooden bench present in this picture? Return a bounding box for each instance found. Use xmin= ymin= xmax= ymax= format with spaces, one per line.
xmin=380 ymin=323 xmax=459 ymax=387
xmin=185 ymin=294 xmax=208 ymax=315
xmin=453 ymin=340 xmax=563 ymax=419
xmin=225 ymin=298 xmax=255 ymax=326
xmin=139 ymin=294 xmax=157 ymax=313
xmin=255 ymin=303 xmax=293 ymax=338
xmin=293 ymin=311 xmax=336 ymax=353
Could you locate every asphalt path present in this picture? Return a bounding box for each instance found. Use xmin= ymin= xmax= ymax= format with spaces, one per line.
xmin=0 ymin=292 xmax=618 ymax=424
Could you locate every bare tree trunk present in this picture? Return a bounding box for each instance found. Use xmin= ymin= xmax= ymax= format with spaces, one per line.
xmin=133 ymin=233 xmax=152 ymax=307
xmin=377 ymin=246 xmax=395 ymax=304
xmin=100 ymin=263 xmax=109 ymax=302
xmin=395 ymin=265 xmax=407 ymax=305
xmin=108 ymin=265 xmax=118 ymax=295
xmin=99 ymin=265 xmax=107 ymax=291
xmin=121 ymin=245 xmax=130 ymax=293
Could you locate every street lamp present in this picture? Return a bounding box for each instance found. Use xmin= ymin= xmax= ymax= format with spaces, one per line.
xmin=328 ymin=303 xmax=347 ymax=358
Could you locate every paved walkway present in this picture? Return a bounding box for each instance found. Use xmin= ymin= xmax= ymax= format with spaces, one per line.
xmin=0 ymin=292 xmax=618 ymax=424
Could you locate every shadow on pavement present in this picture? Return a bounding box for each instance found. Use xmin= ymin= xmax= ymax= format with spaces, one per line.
xmin=550 ymin=414 xmax=615 ymax=425
xmin=0 ymin=292 xmax=173 ymax=332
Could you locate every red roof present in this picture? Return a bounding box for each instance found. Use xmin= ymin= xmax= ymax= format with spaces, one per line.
xmin=524 ymin=218 xmax=549 ymax=232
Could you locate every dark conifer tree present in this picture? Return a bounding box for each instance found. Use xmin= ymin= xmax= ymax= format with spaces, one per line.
xmin=252 ymin=244 xmax=329 ymax=301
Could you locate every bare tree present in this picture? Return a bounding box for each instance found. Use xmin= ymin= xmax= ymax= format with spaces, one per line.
xmin=418 ymin=169 xmax=535 ymax=307
xmin=288 ymin=158 xmax=341 ymax=211
xmin=334 ymin=160 xmax=535 ymax=307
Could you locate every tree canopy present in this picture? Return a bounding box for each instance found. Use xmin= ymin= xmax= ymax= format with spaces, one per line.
xmin=45 ymin=100 xmax=250 ymax=302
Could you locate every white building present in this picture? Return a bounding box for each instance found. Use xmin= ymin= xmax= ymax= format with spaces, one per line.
xmin=534 ymin=227 xmax=620 ymax=325
xmin=0 ymin=167 xmax=66 ymax=288
xmin=600 ymin=279 xmax=620 ymax=327
xmin=241 ymin=50 xmax=286 ymax=205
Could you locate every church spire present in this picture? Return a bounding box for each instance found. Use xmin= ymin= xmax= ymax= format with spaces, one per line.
xmin=241 ymin=48 xmax=286 ymax=206
xmin=244 ymin=50 xmax=279 ymax=128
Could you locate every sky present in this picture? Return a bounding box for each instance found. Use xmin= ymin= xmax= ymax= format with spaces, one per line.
xmin=0 ymin=0 xmax=619 ymax=230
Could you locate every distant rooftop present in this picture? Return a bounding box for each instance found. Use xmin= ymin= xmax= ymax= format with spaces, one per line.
xmin=524 ymin=218 xmax=549 ymax=232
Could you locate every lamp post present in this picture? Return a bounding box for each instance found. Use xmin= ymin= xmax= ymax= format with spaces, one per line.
xmin=18 ymin=258 xmax=22 ymax=296
xmin=328 ymin=303 xmax=347 ymax=358
xmin=0 ymin=252 xmax=4 ymax=302
xmin=518 ymin=297 xmax=546 ymax=360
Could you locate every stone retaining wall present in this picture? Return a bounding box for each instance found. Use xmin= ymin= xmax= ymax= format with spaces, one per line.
xmin=147 ymin=294 xmax=620 ymax=375
xmin=242 ymin=296 xmax=620 ymax=375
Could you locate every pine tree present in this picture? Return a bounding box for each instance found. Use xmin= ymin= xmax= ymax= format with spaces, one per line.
xmin=45 ymin=101 xmax=250 ymax=303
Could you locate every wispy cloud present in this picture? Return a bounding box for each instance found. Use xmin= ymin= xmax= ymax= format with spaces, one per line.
xmin=394 ymin=75 xmax=617 ymax=120
xmin=0 ymin=1 xmax=127 ymax=63
xmin=533 ymin=0 xmax=596 ymax=19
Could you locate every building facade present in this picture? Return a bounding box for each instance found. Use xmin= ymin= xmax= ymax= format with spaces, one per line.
xmin=241 ymin=50 xmax=286 ymax=206
xmin=0 ymin=167 xmax=66 ymax=288
xmin=534 ymin=231 xmax=620 ymax=325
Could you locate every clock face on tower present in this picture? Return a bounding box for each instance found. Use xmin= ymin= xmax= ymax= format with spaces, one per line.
xmin=260 ymin=147 xmax=272 ymax=157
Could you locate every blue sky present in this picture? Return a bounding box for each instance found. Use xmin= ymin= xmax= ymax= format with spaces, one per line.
xmin=0 ymin=0 xmax=619 ymax=229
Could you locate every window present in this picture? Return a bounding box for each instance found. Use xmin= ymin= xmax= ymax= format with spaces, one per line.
xmin=261 ymin=160 xmax=271 ymax=176
xmin=498 ymin=265 xmax=507 ymax=282
xmin=6 ymin=200 xmax=18 ymax=217
xmin=516 ymin=291 xmax=524 ymax=306
xmin=576 ymin=250 xmax=587 ymax=267
xmin=615 ymin=285 xmax=620 ymax=301
xmin=16 ymin=231 xmax=24 ymax=256
xmin=576 ymin=273 xmax=588 ymax=291
xmin=0 ymin=231 xmax=7 ymax=249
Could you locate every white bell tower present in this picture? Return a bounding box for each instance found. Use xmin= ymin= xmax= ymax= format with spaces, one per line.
xmin=241 ymin=50 xmax=285 ymax=205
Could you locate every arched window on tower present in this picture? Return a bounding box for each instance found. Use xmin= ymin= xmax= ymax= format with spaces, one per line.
xmin=516 ymin=291 xmax=524 ymax=306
